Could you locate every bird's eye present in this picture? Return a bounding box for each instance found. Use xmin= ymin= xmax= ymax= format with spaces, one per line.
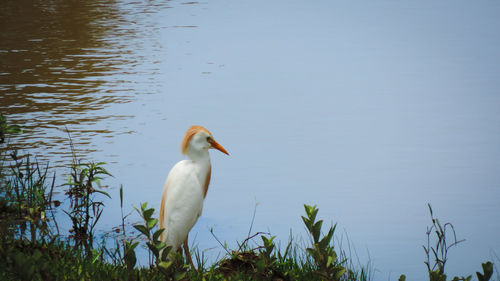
xmin=206 ymin=136 xmax=212 ymax=142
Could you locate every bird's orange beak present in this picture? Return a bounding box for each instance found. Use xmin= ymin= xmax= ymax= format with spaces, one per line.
xmin=208 ymin=139 xmax=229 ymax=155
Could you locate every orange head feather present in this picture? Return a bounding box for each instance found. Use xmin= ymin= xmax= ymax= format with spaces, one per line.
xmin=181 ymin=125 xmax=211 ymax=154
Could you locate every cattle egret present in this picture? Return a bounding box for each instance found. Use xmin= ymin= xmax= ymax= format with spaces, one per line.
xmin=159 ymin=125 xmax=229 ymax=268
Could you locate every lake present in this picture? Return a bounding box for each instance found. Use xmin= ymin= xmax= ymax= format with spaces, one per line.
xmin=1 ymin=0 xmax=499 ymax=279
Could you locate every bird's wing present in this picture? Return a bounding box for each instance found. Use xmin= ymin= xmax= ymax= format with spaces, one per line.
xmin=159 ymin=160 xmax=200 ymax=231
xmin=203 ymin=165 xmax=211 ymax=198
xmin=159 ymin=178 xmax=169 ymax=231
xmin=159 ymin=160 xmax=206 ymax=249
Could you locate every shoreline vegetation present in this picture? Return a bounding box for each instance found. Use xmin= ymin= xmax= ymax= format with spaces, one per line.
xmin=0 ymin=113 xmax=496 ymax=281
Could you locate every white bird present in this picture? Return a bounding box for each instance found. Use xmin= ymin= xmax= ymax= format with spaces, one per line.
xmin=159 ymin=125 xmax=228 ymax=267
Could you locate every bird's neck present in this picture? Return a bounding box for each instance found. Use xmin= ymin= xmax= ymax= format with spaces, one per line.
xmin=187 ymin=149 xmax=211 ymax=171
xmin=186 ymin=148 xmax=210 ymax=163
xmin=187 ymin=150 xmax=211 ymax=187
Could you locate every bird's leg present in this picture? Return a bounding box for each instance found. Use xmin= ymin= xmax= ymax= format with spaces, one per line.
xmin=183 ymin=235 xmax=197 ymax=272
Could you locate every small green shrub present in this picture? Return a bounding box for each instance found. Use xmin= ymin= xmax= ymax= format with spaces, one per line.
xmin=133 ymin=202 xmax=186 ymax=280
xmin=424 ymin=204 xmax=493 ymax=281
xmin=64 ymin=160 xmax=111 ymax=254
xmin=302 ymin=204 xmax=346 ymax=281
xmin=0 ymin=154 xmax=56 ymax=242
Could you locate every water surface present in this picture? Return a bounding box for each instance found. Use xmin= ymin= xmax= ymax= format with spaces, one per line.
xmin=1 ymin=0 xmax=500 ymax=279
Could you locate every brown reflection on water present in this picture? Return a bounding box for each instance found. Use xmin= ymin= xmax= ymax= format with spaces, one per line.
xmin=0 ymin=0 xmax=171 ymax=165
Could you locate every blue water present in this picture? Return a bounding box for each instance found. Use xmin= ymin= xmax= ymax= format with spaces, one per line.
xmin=1 ymin=0 xmax=499 ymax=279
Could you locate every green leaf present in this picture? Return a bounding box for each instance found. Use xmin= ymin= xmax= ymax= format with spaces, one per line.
xmin=91 ymin=249 xmax=101 ymax=264
xmin=125 ymin=241 xmax=139 ymax=252
xmin=147 ymin=242 xmax=159 ymax=258
xmin=262 ymin=235 xmax=269 ymax=244
xmin=335 ymin=267 xmax=346 ymax=279
xmin=477 ymin=261 xmax=493 ymax=281
xmin=305 ymin=205 xmax=318 ymax=223
xmin=281 ymin=240 xmax=292 ymax=261
xmin=161 ymin=246 xmax=172 ymax=261
xmin=144 ymin=208 xmax=154 ymax=220
xmin=153 ymin=228 xmax=165 ymax=242
xmin=94 ymin=189 xmax=111 ymax=198
xmin=133 ymin=224 xmax=150 ymax=237
xmin=306 ymin=248 xmax=316 ymax=258
xmin=429 ymin=269 xmax=447 ymax=281
xmin=319 ymin=227 xmax=334 ymax=249
xmin=301 ymin=216 xmax=311 ymax=230
xmin=147 ymin=218 xmax=158 ymax=229
xmin=155 ymin=242 xmax=167 ymax=251
xmin=124 ymin=248 xmax=137 ymax=269
xmin=158 ymin=261 xmax=172 ymax=269
xmin=326 ymin=255 xmax=334 ymax=267
xmin=133 ymin=205 xmax=141 ymax=215
xmin=119 ymin=185 xmax=123 ymax=208
xmin=304 ymin=204 xmax=313 ymax=216
xmin=312 ymin=220 xmax=323 ymax=242
xmin=174 ymin=272 xmax=187 ymax=281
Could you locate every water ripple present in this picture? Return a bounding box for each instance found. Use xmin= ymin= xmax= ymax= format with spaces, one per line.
xmin=0 ymin=0 xmax=174 ymax=166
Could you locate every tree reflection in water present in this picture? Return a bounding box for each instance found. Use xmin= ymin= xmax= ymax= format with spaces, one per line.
xmin=0 ymin=0 xmax=171 ymax=165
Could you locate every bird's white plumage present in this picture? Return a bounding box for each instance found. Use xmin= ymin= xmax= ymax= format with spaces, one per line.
xmin=159 ymin=126 xmax=228 ymax=260
xmin=160 ymin=159 xmax=206 ymax=251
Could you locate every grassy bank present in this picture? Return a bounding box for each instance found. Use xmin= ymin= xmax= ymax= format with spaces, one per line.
xmin=0 ymin=153 xmax=370 ymax=281
xmin=0 ymin=113 xmax=495 ymax=281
